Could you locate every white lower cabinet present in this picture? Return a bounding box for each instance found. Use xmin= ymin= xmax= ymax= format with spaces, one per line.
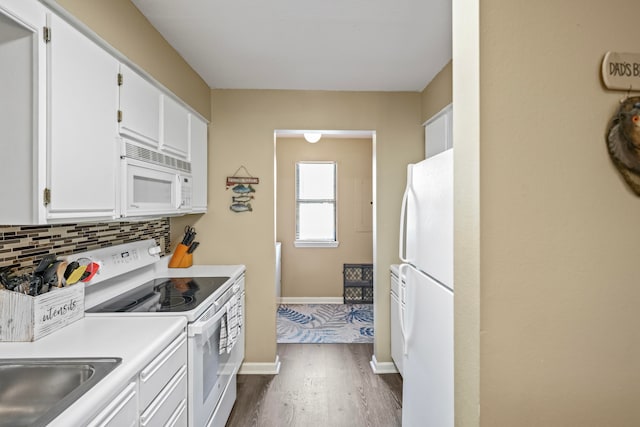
xmin=140 ymin=366 xmax=187 ymax=427
xmin=88 ymin=382 xmax=138 ymax=427
xmin=88 ymin=331 xmax=188 ymax=427
xmin=166 ymin=399 xmax=188 ymax=427
xmin=390 ymin=271 xmax=404 ymax=376
xmin=139 ymin=332 xmax=188 ymax=427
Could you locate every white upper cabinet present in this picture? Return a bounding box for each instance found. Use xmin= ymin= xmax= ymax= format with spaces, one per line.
xmin=47 ymin=13 xmax=119 ymax=220
xmin=190 ymin=115 xmax=208 ymax=212
xmin=0 ymin=1 xmax=118 ymax=224
xmin=118 ymin=63 xmax=161 ymax=148
xmin=0 ymin=0 xmax=46 ymax=224
xmin=161 ymin=95 xmax=190 ymax=159
xmin=424 ymin=103 xmax=453 ymax=159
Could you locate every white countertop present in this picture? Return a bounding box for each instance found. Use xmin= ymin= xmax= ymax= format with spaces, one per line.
xmin=0 ymin=315 xmax=186 ymax=426
xmin=155 ymin=258 xmax=245 ymax=281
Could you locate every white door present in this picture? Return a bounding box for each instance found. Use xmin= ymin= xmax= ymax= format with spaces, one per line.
xmin=402 ymin=265 xmax=453 ymax=427
xmin=118 ymin=63 xmax=161 ymax=147
xmin=406 ymin=148 xmax=453 ymax=288
xmin=47 ymin=13 xmax=118 ymax=220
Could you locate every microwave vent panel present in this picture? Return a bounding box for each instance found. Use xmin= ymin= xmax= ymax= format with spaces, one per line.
xmin=125 ymin=143 xmax=191 ymax=173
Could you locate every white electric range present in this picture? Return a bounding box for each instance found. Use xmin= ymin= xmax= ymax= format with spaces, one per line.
xmin=70 ymin=239 xmax=245 ymax=427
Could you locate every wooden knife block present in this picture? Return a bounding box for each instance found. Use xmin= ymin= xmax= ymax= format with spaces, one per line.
xmin=168 ymin=244 xmax=193 ymax=268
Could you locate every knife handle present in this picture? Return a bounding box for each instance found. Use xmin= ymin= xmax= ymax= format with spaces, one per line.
xmin=187 ymin=241 xmax=199 ymax=254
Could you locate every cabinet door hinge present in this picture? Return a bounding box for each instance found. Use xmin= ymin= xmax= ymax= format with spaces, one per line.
xmin=117 ymin=73 xmax=123 ymax=86
xmin=117 ymin=110 xmax=123 ymax=123
xmin=43 ymin=26 xmax=51 ymax=43
xmin=43 ymin=188 xmax=51 ymax=206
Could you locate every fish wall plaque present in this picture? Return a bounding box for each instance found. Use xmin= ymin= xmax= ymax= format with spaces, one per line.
xmin=606 ymin=96 xmax=640 ymax=194
xmin=227 ymin=166 xmax=258 ymax=212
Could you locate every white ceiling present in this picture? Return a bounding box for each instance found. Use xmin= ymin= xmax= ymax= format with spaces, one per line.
xmin=131 ymin=0 xmax=451 ymax=92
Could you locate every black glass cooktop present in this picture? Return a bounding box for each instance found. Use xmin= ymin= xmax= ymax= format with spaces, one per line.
xmin=87 ymin=277 xmax=230 ymax=313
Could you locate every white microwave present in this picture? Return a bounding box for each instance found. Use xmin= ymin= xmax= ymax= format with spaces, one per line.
xmin=121 ymin=157 xmax=192 ymax=217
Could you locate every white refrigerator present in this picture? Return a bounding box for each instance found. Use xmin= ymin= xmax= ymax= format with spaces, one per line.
xmin=398 ymin=148 xmax=453 ymax=427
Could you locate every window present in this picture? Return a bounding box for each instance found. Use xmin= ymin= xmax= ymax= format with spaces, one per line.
xmin=295 ymin=161 xmax=338 ymax=247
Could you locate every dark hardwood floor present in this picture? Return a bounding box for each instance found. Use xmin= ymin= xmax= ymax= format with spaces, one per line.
xmin=226 ymin=343 xmax=403 ymax=427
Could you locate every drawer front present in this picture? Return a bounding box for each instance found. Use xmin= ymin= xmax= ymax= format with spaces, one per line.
xmin=166 ymin=398 xmax=188 ymax=427
xmin=140 ymin=365 xmax=187 ymax=427
xmin=390 ymin=292 xmax=404 ymax=376
xmin=88 ymin=381 xmax=137 ymax=427
xmin=139 ymin=332 xmax=187 ymax=411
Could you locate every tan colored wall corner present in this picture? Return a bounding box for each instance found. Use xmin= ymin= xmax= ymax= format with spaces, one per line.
xmin=453 ymin=0 xmax=480 ymax=425
xmin=461 ymin=0 xmax=640 ymax=425
xmin=276 ymin=137 xmax=373 ymax=298
xmin=189 ymin=89 xmax=421 ymax=364
xmin=421 ymin=61 xmax=453 ymax=124
xmin=55 ymin=0 xmax=210 ymax=118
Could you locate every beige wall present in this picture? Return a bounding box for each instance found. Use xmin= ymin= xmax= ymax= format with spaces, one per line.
xmin=276 ymin=137 xmax=373 ymax=298
xmin=183 ymin=90 xmax=421 ymax=364
xmin=54 ymin=0 xmax=210 ymax=117
xmin=456 ymin=0 xmax=640 ymax=425
xmin=421 ymin=60 xmax=453 ymax=124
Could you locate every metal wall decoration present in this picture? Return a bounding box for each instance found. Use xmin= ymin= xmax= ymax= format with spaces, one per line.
xmin=226 ymin=166 xmax=259 ymax=212
xmin=601 ymin=52 xmax=640 ymax=194
xmin=606 ymin=96 xmax=640 ymax=195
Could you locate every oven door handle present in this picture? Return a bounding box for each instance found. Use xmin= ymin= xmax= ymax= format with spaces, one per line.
xmin=188 ymin=304 xmax=227 ymax=340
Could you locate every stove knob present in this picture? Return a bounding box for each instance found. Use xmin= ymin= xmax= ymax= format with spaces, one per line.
xmin=148 ymin=246 xmax=161 ymax=256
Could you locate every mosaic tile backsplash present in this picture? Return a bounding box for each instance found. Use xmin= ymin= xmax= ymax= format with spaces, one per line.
xmin=0 ymin=219 xmax=170 ymax=274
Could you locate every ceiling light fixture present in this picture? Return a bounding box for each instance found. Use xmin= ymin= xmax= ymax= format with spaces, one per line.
xmin=303 ymin=132 xmax=322 ymax=143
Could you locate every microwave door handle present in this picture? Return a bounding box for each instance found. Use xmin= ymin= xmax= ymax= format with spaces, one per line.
xmin=175 ymin=175 xmax=182 ymax=209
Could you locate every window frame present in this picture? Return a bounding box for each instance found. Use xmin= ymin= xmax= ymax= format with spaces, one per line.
xmin=294 ymin=161 xmax=339 ymax=248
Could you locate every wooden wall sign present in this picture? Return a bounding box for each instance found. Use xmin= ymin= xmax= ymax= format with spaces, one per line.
xmin=602 ymin=52 xmax=640 ymax=90
xmin=226 ymin=176 xmax=259 ymax=186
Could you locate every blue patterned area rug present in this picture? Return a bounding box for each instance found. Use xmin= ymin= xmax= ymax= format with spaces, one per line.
xmin=277 ymin=304 xmax=374 ymax=344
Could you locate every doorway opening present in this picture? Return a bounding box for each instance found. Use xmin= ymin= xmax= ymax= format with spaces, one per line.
xmin=274 ymin=129 xmax=376 ymax=344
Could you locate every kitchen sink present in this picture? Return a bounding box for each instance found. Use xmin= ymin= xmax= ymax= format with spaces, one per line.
xmin=0 ymin=357 xmax=122 ymax=427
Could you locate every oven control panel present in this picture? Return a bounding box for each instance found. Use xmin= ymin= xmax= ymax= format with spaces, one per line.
xmin=111 ymin=249 xmax=141 ymax=265
xmin=67 ymin=239 xmax=161 ymax=286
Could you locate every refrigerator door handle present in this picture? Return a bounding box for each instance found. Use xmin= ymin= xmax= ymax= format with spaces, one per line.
xmin=399 ymin=165 xmax=413 ymax=264
xmin=398 ymin=263 xmax=409 ymax=355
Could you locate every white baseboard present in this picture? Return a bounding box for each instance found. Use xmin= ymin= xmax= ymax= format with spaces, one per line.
xmin=369 ymin=355 xmax=399 ymax=374
xmin=278 ymin=297 xmax=343 ymax=304
xmin=238 ymin=355 xmax=281 ymax=375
